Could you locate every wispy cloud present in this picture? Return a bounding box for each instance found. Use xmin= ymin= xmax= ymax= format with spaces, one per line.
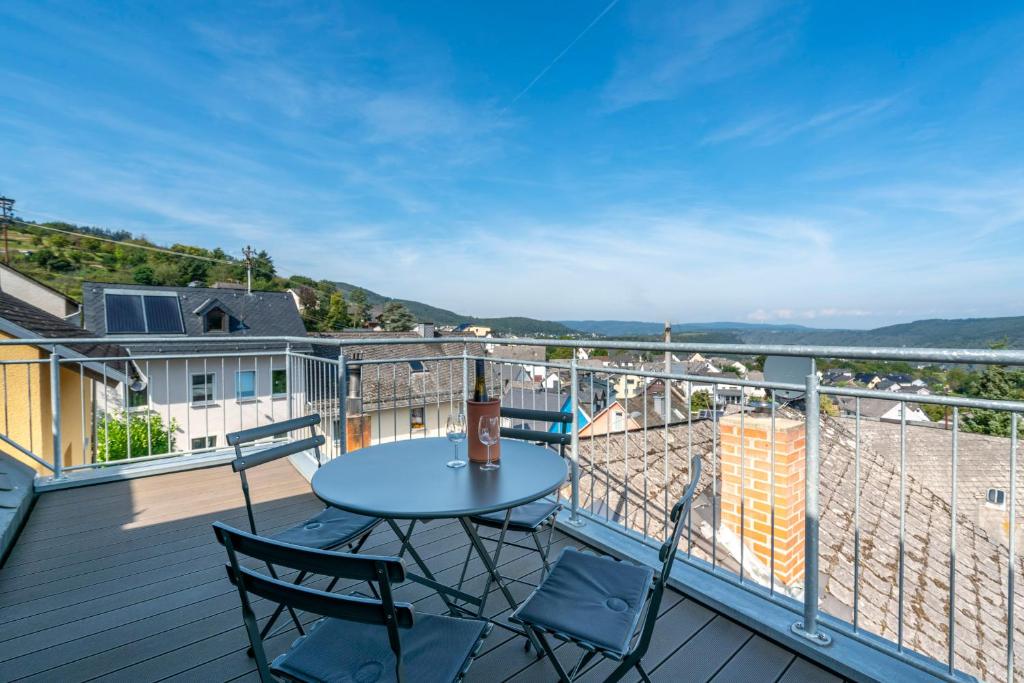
xmin=703 ymin=97 xmax=900 ymax=145
xmin=602 ymin=0 xmax=803 ymax=110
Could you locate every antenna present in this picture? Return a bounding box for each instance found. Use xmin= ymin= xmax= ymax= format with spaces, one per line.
xmin=0 ymin=196 xmax=14 ymax=264
xmin=242 ymin=245 xmax=255 ymax=294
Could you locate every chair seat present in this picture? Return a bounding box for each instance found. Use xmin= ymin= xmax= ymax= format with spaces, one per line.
xmin=471 ymin=500 xmax=560 ymax=532
xmin=271 ymin=507 xmax=380 ymax=550
xmin=271 ymin=612 xmax=488 ymax=683
xmin=512 ymin=548 xmax=654 ymax=657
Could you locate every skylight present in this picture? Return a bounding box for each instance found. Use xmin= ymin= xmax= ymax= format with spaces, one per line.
xmin=105 ymin=291 xmax=184 ymax=334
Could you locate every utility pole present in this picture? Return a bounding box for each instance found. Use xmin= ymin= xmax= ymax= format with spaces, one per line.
xmin=242 ymin=244 xmax=255 ymax=294
xmin=0 ymin=196 xmax=14 ymax=265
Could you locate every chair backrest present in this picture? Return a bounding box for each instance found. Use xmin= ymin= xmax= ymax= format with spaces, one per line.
xmin=213 ymin=522 xmax=413 ymax=683
xmin=499 ymin=407 xmax=572 ymax=454
xmin=630 ymin=454 xmax=702 ymax=661
xmin=227 ymin=415 xmax=325 ymax=535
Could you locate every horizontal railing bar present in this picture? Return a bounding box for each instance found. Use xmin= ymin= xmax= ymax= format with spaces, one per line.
xmin=57 ymin=349 xmax=284 ymax=364
xmin=0 ymin=358 xmax=52 ymax=366
xmin=346 ymin=355 xmax=466 ymax=366
xmin=821 ymin=384 xmax=1024 ymax=412
xmin=0 ymin=334 xmax=1021 ymax=365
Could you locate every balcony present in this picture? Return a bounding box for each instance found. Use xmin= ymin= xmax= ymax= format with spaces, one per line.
xmin=1 ymin=333 xmax=1022 ymax=682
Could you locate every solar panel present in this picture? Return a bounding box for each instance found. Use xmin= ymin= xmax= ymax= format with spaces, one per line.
xmin=143 ymin=295 xmax=184 ymax=333
xmin=105 ymin=294 xmax=146 ymax=333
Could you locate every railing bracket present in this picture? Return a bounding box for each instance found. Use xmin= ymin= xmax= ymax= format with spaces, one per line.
xmin=791 ymin=621 xmax=833 ymax=646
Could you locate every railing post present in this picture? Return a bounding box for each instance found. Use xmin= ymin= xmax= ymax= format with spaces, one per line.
xmin=462 ymin=343 xmax=469 ymax=418
xmin=285 ymin=343 xmax=293 ymax=421
xmin=792 ymin=371 xmax=831 ymax=645
xmin=567 ymin=355 xmax=585 ymax=527
xmin=337 ymin=349 xmax=348 ymax=456
xmin=49 ymin=351 xmax=63 ymax=480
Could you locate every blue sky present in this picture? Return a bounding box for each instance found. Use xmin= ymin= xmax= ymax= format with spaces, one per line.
xmin=1 ymin=1 xmax=1023 ymax=328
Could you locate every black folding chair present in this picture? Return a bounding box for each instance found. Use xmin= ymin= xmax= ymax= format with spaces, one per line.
xmin=227 ymin=414 xmax=381 ymax=646
xmin=213 ymin=522 xmax=491 ymax=683
xmin=511 ymin=455 xmax=702 ymax=682
xmin=454 ymin=407 xmax=570 ymax=604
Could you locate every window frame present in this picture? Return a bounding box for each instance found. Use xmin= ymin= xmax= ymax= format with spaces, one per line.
xmin=235 ymin=370 xmax=257 ymax=400
xmin=127 ymin=385 xmax=149 ymax=411
xmin=271 ymin=368 xmax=288 ymax=397
xmin=191 ymin=372 xmax=216 ymax=405
xmin=190 ymin=435 xmax=217 ymax=451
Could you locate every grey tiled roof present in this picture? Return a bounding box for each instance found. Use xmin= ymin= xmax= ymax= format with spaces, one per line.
xmin=309 ymin=332 xmax=489 ymax=413
xmin=81 ymin=282 xmax=308 ymax=352
xmin=0 ymin=291 xmax=127 ymax=361
xmin=571 ymin=410 xmax=1024 ymax=681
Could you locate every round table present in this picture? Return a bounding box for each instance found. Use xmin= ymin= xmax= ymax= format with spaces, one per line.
xmin=311 ymin=437 xmax=568 ymax=520
xmin=311 ymin=437 xmax=567 ymax=632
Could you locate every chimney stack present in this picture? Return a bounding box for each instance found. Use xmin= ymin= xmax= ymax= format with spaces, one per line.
xmin=719 ymin=413 xmax=806 ymax=588
xmin=345 ymin=352 xmax=371 ymax=451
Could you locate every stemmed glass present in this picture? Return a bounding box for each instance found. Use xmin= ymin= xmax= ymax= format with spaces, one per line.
xmin=478 ymin=415 xmax=500 ymax=471
xmin=446 ymin=413 xmax=467 ymax=468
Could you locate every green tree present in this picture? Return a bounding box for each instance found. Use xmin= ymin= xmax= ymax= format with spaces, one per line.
xmin=690 ymin=391 xmax=712 ymax=412
xmin=349 ymin=288 xmax=370 ymax=327
xmin=820 ymin=395 xmax=839 ymax=417
xmin=96 ymin=411 xmax=178 ymax=462
xmin=960 ymin=363 xmax=1024 ymax=437
xmin=381 ymin=301 xmax=414 ymax=332
xmin=323 ymin=292 xmax=351 ymax=330
xmin=591 ymin=348 xmax=609 ymax=357
xmin=132 ymin=265 xmax=156 ymax=285
xmin=175 ymin=257 xmax=209 ymax=285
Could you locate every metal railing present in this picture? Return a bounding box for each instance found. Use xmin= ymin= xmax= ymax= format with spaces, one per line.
xmin=2 ymin=333 xmax=1023 ymax=681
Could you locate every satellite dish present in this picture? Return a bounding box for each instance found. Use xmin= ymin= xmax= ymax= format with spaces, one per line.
xmin=763 ymin=356 xmax=814 ymax=401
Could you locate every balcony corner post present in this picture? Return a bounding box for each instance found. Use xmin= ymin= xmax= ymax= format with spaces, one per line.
xmin=337 ymin=350 xmax=347 ymax=456
xmin=791 ymin=370 xmax=831 ymax=646
xmin=462 ymin=343 xmax=469 ymax=419
xmin=50 ymin=350 xmax=64 ymax=480
xmin=285 ymin=342 xmax=293 ymax=421
xmin=567 ymin=355 xmax=585 ymax=527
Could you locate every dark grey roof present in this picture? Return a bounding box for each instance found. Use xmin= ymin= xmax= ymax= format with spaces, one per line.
xmin=0 ymin=291 xmax=127 ymax=361
xmin=80 ymin=282 xmax=308 ymax=353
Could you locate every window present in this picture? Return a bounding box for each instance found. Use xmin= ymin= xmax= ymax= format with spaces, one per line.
xmin=191 ymin=436 xmax=217 ymax=450
xmin=987 ymin=488 xmax=1007 ymax=508
xmin=204 ymin=309 xmax=228 ymax=333
xmin=408 ymin=360 xmax=426 ymax=373
xmin=271 ymin=369 xmax=287 ymax=396
xmin=127 ymin=386 xmax=148 ymax=409
xmin=236 ymin=370 xmax=256 ymax=399
xmin=191 ymin=373 xmax=215 ymax=404
xmin=105 ymin=291 xmax=184 ymax=334
xmin=410 ymin=406 xmax=426 ymax=430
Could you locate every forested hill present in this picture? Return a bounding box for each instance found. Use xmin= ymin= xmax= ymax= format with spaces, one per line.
xmin=1 ymin=219 xmax=574 ymax=335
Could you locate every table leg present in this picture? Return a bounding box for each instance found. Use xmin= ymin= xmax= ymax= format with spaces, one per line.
xmin=386 ymin=518 xmax=464 ymax=615
xmin=459 ymin=515 xmax=544 ymax=653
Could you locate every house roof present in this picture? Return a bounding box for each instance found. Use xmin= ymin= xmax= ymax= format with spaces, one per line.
xmin=81 ymin=282 xmax=308 ymax=352
xmin=0 ymin=291 xmax=127 ymax=361
xmin=573 ymin=410 xmax=1022 ymax=681
xmin=309 ymin=331 xmax=487 ymax=413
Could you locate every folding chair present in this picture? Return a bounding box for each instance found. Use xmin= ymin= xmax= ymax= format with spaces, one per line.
xmin=511 ymin=455 xmax=702 ymax=682
xmin=214 ymin=522 xmax=491 ymax=682
xmin=227 ymin=414 xmax=381 ymax=647
xmin=454 ymin=407 xmax=571 ymax=606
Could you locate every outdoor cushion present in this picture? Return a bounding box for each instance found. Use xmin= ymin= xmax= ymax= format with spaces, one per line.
xmin=471 ymin=500 xmax=560 ymax=532
xmin=512 ymin=547 xmax=654 ymax=657
xmin=271 ymin=507 xmax=379 ymax=550
xmin=271 ymin=612 xmax=488 ymax=683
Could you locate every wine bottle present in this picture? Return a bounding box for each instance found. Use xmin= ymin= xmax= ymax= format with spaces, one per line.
xmin=473 ymin=359 xmax=489 ymax=402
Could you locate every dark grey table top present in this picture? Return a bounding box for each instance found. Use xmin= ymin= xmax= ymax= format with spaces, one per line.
xmin=311 ymin=437 xmax=568 ymax=520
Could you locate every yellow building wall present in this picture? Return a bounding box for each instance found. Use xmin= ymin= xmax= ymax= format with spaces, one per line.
xmin=0 ymin=333 xmax=95 ymax=474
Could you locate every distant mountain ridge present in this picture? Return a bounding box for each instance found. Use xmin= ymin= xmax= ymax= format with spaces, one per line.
xmin=332 ymin=282 xmax=575 ymax=336
xmin=563 ymin=317 xmax=1024 ymax=349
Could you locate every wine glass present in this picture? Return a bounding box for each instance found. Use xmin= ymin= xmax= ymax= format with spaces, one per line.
xmin=478 ymin=415 xmax=500 ymax=471
xmin=446 ymin=413 xmax=467 ymax=468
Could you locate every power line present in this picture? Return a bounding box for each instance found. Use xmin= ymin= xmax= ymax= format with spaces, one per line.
xmin=505 ymin=0 xmax=621 ymax=109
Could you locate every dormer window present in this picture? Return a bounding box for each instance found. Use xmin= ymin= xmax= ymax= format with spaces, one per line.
xmin=205 ymin=308 xmax=228 ymax=333
xmin=987 ymin=488 xmax=1007 ymax=509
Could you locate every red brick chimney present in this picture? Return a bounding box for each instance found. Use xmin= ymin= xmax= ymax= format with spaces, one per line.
xmin=719 ymin=413 xmax=806 ymax=587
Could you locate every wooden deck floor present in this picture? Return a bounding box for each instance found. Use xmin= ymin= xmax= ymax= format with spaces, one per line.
xmin=0 ymin=460 xmax=844 ymax=682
